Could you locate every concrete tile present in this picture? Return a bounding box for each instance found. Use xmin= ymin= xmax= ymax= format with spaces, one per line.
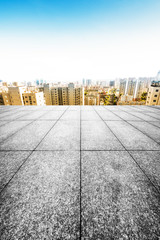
xmin=81 ymin=111 xmax=101 ymax=121
xmin=39 ymin=111 xmax=65 ymax=120
xmin=61 ymin=110 xmax=80 ymax=120
xmin=69 ymin=106 xmax=80 ymax=111
xmin=95 ymin=110 xmax=122 ymax=121
xmin=125 ymin=111 xmax=159 ymax=121
xmin=81 ymin=106 xmax=94 ymax=111
xmin=128 ymin=121 xmax=160 ymax=143
xmin=0 ymin=151 xmax=31 ymax=192
xmin=0 ymin=111 xmax=33 ymax=120
xmin=0 ymin=121 xmax=55 ymax=150
xmin=144 ymin=112 xmax=160 ymax=120
xmin=81 ymin=121 xmax=124 ymax=150
xmin=130 ymin=151 xmax=160 ymax=191
xmin=0 ymin=120 xmax=31 ymax=142
xmin=37 ymin=121 xmax=80 ymax=150
xmin=18 ymin=111 xmax=47 ymax=120
xmin=0 ymin=121 xmax=9 ymax=127
xmin=81 ymin=151 xmax=160 ymax=239
xmin=148 ymin=121 xmax=160 ymax=128
xmin=0 ymin=151 xmax=80 ymax=239
xmin=112 ymin=111 xmax=141 ymax=121
xmin=106 ymin=121 xmax=160 ymax=150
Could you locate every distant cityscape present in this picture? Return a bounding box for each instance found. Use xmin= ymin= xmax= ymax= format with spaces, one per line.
xmin=0 ymin=71 xmax=160 ymax=106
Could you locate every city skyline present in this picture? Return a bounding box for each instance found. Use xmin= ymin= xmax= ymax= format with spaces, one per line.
xmin=0 ymin=0 xmax=160 ymax=82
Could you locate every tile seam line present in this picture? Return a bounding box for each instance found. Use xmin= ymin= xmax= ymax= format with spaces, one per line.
xmin=129 ymin=105 xmax=160 ymax=120
xmin=80 ymin=105 xmax=82 ymax=240
xmin=102 ymin=106 xmax=160 ymax=146
xmin=113 ymin=107 xmax=160 ymax=130
xmin=0 ymin=149 xmax=160 ymax=152
xmin=93 ymin=106 xmax=160 ymax=195
xmin=0 ymin=106 xmax=22 ymax=115
xmin=0 ymin=107 xmax=40 ymax=122
xmin=0 ymin=108 xmax=54 ymax=127
xmin=0 ymin=110 xmax=51 ymax=145
xmin=0 ymin=107 xmax=69 ymax=197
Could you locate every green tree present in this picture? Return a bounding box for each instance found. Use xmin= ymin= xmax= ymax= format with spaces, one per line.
xmin=141 ymin=92 xmax=147 ymax=101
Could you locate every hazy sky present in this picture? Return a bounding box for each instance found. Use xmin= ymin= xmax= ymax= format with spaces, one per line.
xmin=0 ymin=0 xmax=160 ymax=82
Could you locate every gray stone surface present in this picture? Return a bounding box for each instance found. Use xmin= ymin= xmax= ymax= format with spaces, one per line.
xmin=0 ymin=151 xmax=80 ymax=239
xmin=81 ymin=121 xmax=124 ymax=150
xmin=130 ymin=151 xmax=160 ymax=191
xmin=0 ymin=120 xmax=55 ymax=150
xmin=128 ymin=121 xmax=160 ymax=143
xmin=0 ymin=151 xmax=31 ymax=192
xmin=37 ymin=120 xmax=80 ymax=150
xmin=0 ymin=105 xmax=160 ymax=239
xmin=81 ymin=151 xmax=160 ymax=239
xmin=106 ymin=121 xmax=160 ymax=150
xmin=0 ymin=120 xmax=31 ymax=142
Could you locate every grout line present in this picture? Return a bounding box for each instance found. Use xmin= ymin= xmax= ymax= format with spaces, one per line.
xmin=80 ymin=105 xmax=82 ymax=240
xmin=102 ymin=106 xmax=160 ymax=145
xmin=129 ymin=105 xmax=160 ymax=121
xmin=0 ymin=149 xmax=160 ymax=152
xmin=0 ymin=110 xmax=52 ymax=144
xmin=93 ymin=106 xmax=160 ymax=195
xmin=114 ymin=107 xmax=160 ymax=130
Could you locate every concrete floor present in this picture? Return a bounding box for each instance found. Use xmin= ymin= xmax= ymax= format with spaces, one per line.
xmin=0 ymin=105 xmax=160 ymax=239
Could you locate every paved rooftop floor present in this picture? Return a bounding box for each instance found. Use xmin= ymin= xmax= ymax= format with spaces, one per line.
xmin=0 ymin=105 xmax=160 ymax=239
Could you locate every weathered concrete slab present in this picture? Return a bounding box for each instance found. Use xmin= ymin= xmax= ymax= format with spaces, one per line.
xmin=128 ymin=121 xmax=160 ymax=143
xmin=0 ymin=121 xmax=31 ymax=142
xmin=81 ymin=121 xmax=124 ymax=150
xmin=0 ymin=151 xmax=80 ymax=239
xmin=0 ymin=151 xmax=31 ymax=192
xmin=37 ymin=121 xmax=80 ymax=150
xmin=0 ymin=121 xmax=55 ymax=150
xmin=130 ymin=151 xmax=160 ymax=191
xmin=81 ymin=151 xmax=160 ymax=239
xmin=106 ymin=121 xmax=160 ymax=150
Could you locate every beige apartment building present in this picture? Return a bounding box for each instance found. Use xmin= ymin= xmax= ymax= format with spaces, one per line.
xmin=146 ymin=82 xmax=160 ymax=105
xmin=46 ymin=83 xmax=84 ymax=105
xmin=1 ymin=92 xmax=11 ymax=105
xmin=22 ymin=92 xmax=45 ymax=105
xmin=44 ymin=84 xmax=52 ymax=105
xmin=8 ymin=86 xmax=26 ymax=105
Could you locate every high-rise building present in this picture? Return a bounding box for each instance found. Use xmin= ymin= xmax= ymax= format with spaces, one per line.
xmin=110 ymin=80 xmax=115 ymax=87
xmin=146 ymin=81 xmax=160 ymax=105
xmin=86 ymin=79 xmax=92 ymax=86
xmin=50 ymin=83 xmax=84 ymax=105
xmin=119 ymin=79 xmax=127 ymax=95
xmin=44 ymin=84 xmax=52 ymax=105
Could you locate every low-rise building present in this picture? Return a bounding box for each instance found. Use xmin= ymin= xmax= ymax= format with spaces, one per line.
xmin=146 ymin=81 xmax=160 ymax=105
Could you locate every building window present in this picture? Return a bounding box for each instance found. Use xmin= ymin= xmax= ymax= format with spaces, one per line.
xmin=153 ymin=100 xmax=156 ymax=102
xmin=154 ymin=95 xmax=157 ymax=97
xmin=156 ymin=89 xmax=159 ymax=92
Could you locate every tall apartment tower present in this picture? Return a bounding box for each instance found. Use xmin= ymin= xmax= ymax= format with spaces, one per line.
xmin=146 ymin=81 xmax=160 ymax=105
xmin=8 ymin=86 xmax=26 ymax=105
xmin=51 ymin=87 xmax=59 ymax=105
xmin=50 ymin=83 xmax=84 ymax=105
xmin=44 ymin=84 xmax=52 ymax=105
xmin=68 ymin=83 xmax=75 ymax=105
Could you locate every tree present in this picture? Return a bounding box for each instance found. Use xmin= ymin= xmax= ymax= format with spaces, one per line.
xmin=141 ymin=92 xmax=147 ymax=101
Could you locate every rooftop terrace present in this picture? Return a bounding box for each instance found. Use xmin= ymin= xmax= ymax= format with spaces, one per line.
xmin=0 ymin=105 xmax=160 ymax=239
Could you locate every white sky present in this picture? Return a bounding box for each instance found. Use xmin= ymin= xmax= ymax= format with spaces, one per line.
xmin=0 ymin=27 xmax=160 ymax=83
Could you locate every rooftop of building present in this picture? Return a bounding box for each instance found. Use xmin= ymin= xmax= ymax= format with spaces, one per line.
xmin=0 ymin=105 xmax=160 ymax=239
